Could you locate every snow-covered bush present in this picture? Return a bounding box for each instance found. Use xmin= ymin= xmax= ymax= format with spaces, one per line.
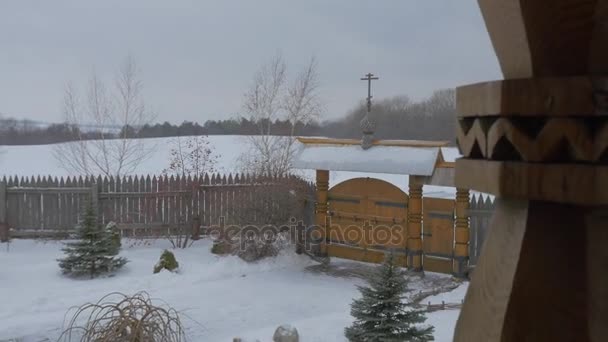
xmin=58 ymin=203 xmax=127 ymax=278
xmin=273 ymin=324 xmax=299 ymax=342
xmin=345 ymin=252 xmax=434 ymax=342
xmin=237 ymin=229 xmax=292 ymax=262
xmin=211 ymin=226 xmax=292 ymax=262
xmin=210 ymin=239 xmax=231 ymax=255
xmin=105 ymin=221 xmax=121 ymax=249
xmin=154 ymin=249 xmax=179 ymax=273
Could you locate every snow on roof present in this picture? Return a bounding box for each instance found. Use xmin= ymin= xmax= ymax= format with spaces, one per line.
xmin=292 ymin=140 xmax=441 ymax=176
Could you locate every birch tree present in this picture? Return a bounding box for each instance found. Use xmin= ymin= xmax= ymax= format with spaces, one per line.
xmin=54 ymin=57 xmax=154 ymax=177
xmin=240 ymin=54 xmax=322 ymax=177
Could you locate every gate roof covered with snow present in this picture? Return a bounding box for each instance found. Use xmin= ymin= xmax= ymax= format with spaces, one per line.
xmin=292 ymin=137 xmax=456 ymax=187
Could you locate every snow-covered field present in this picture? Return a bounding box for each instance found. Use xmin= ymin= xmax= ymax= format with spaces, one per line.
xmin=1 ymin=239 xmax=467 ymax=342
xmin=0 ymin=135 xmax=461 ymax=198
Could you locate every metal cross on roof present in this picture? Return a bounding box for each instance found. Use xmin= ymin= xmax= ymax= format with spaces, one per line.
xmin=360 ymin=73 xmax=379 ymax=112
xmin=359 ymin=73 xmax=379 ymax=150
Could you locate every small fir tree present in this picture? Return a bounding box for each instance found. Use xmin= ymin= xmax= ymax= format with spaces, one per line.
xmin=345 ymin=252 xmax=434 ymax=342
xmin=58 ymin=202 xmax=127 ymax=278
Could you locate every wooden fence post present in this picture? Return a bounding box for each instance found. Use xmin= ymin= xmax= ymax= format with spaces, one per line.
xmin=191 ymin=215 xmax=201 ymax=240
xmin=315 ymin=170 xmax=329 ymax=256
xmin=453 ymin=188 xmax=470 ymax=278
xmin=0 ymin=180 xmax=7 ymax=242
xmin=407 ymin=176 xmax=423 ymax=271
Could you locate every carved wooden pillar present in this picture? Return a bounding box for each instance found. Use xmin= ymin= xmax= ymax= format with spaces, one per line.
xmin=454 ymin=1 xmax=608 ymax=341
xmin=407 ymin=176 xmax=423 ymax=271
xmin=453 ymin=188 xmax=469 ymax=278
xmin=315 ymin=170 xmax=329 ymax=256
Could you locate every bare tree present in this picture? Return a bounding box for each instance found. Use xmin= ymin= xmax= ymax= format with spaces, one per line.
xmin=239 ymin=54 xmax=322 ymax=177
xmin=424 ymin=89 xmax=455 ymax=117
xmin=54 ymin=57 xmax=154 ymax=177
xmin=163 ymin=135 xmax=219 ymax=177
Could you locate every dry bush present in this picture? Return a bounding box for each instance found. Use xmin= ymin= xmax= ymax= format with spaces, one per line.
xmin=58 ymin=291 xmax=186 ymax=342
xmin=217 ymin=175 xmax=314 ymax=262
xmin=227 ymin=174 xmax=313 ymax=227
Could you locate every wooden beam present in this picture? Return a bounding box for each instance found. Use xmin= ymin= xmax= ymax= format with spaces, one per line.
xmin=456 ymin=158 xmax=608 ymax=205
xmin=0 ymin=181 xmax=6 ymax=242
xmin=457 ymin=77 xmax=601 ymax=117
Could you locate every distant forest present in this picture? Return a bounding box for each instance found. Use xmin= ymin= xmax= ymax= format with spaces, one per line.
xmin=0 ymin=89 xmax=456 ymax=146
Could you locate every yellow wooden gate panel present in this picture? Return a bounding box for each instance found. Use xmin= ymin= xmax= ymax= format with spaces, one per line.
xmin=423 ymin=197 xmax=455 ymax=274
xmin=327 ymin=178 xmax=408 ymax=266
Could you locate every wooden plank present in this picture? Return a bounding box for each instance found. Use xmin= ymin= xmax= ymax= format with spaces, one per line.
xmin=329 ymin=210 xmax=406 ymax=225
xmin=422 ymin=197 xmax=455 ymax=274
xmin=91 ymin=181 xmax=99 ymax=220
xmin=40 ymin=176 xmax=48 ymax=230
xmin=423 ymin=257 xmax=453 ymax=275
xmin=326 ymin=244 xmax=407 ymax=267
xmin=478 ymin=0 xmax=596 ymax=79
xmin=454 ymin=199 xmax=529 ymax=342
xmin=203 ymin=174 xmax=211 ymax=228
xmin=163 ymin=175 xmax=171 ymax=225
xmin=135 ymin=175 xmax=143 ymax=225
xmin=144 ymin=175 xmax=152 ymax=225
xmin=126 ymin=176 xmax=134 ymax=223
xmin=456 ymin=158 xmax=608 ymax=205
xmin=117 ymin=176 xmax=125 ymax=224
xmin=54 ymin=177 xmax=65 ymax=229
xmin=0 ymin=180 xmax=6 ymax=224
xmin=210 ymin=174 xmax=217 ymax=227
xmin=456 ymin=77 xmax=599 ymax=117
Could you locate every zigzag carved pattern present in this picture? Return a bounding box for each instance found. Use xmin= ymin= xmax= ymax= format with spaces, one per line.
xmin=456 ymin=119 xmax=487 ymax=158
xmin=457 ymin=117 xmax=608 ymax=163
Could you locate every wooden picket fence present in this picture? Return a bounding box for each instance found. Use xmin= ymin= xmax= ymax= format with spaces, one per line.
xmin=0 ymin=174 xmax=315 ymax=239
xmin=468 ymin=194 xmax=495 ymax=266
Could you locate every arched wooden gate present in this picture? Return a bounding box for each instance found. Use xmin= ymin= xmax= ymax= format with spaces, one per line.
xmin=325 ymin=178 xmax=409 ymax=266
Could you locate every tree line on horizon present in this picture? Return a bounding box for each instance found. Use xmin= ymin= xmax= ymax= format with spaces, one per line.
xmin=0 ymin=89 xmax=455 ymax=146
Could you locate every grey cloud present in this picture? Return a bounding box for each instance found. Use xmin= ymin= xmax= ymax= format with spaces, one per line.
xmin=0 ymin=0 xmax=500 ymax=123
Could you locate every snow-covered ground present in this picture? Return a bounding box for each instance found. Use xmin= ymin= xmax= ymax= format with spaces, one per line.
xmin=0 ymin=135 xmax=462 ymax=198
xmin=0 ymin=136 xmax=469 ymax=341
xmin=0 ymin=239 xmax=467 ymax=341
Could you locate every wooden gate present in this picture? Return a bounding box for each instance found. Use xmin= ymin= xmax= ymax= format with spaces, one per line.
xmin=422 ymin=197 xmax=455 ymax=274
xmin=326 ymin=178 xmax=408 ymax=266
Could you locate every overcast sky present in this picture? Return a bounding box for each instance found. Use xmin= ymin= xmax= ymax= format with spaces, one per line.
xmin=0 ymin=0 xmax=501 ymax=124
